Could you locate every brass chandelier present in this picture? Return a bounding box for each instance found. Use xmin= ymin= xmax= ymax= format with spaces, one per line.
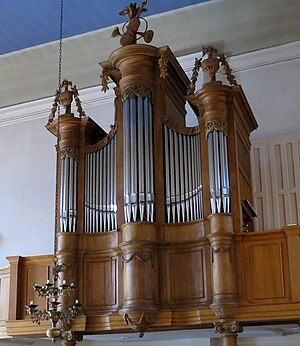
xmin=25 ymin=258 xmax=82 ymax=342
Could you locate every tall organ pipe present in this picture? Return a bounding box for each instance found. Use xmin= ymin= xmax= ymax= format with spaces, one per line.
xmin=123 ymin=95 xmax=155 ymax=223
xmin=207 ymin=130 xmax=230 ymax=214
xmin=60 ymin=152 xmax=78 ymax=232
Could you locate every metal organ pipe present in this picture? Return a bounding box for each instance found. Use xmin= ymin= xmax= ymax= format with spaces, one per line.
xmin=138 ymin=97 xmax=145 ymax=221
xmin=123 ymin=99 xmax=131 ymax=223
xmin=207 ymin=130 xmax=230 ymax=214
xmin=84 ymin=135 xmax=117 ymax=233
xmin=164 ymin=125 xmax=203 ymax=223
xmin=130 ymin=98 xmax=138 ymax=222
xmin=147 ymin=98 xmax=154 ymax=222
xmin=123 ymin=95 xmax=155 ymax=223
xmin=60 ymin=151 xmax=78 ymax=233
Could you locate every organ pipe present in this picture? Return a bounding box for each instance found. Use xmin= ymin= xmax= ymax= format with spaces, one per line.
xmin=84 ymin=135 xmax=117 ymax=232
xmin=123 ymin=95 xmax=155 ymax=223
xmin=207 ymin=130 xmax=230 ymax=214
xmin=163 ymin=125 xmax=203 ymax=223
xmin=60 ymin=150 xmax=78 ymax=232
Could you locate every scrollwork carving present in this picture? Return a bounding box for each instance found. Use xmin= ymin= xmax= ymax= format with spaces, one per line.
xmin=214 ymin=321 xmax=243 ymax=335
xmin=205 ymin=119 xmax=228 ymax=138
xmin=122 ymin=85 xmax=152 ymax=101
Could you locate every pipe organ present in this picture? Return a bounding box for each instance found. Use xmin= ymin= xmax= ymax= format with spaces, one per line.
xmin=11 ymin=4 xmax=300 ymax=346
xmin=43 ymin=11 xmax=258 ymax=343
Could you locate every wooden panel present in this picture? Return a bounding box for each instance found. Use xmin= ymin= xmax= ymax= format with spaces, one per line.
xmin=242 ymin=232 xmax=291 ymax=304
xmin=20 ymin=264 xmax=51 ymax=319
xmin=251 ymin=243 xmax=285 ymax=299
xmin=164 ymin=246 xmax=208 ymax=306
xmin=83 ymin=257 xmax=118 ymax=312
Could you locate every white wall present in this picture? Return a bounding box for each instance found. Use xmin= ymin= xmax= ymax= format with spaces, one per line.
xmin=0 ymin=117 xmax=56 ymax=268
xmin=0 ymin=87 xmax=115 ymax=269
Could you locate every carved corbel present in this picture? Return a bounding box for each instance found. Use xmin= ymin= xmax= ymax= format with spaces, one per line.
xmin=120 ymin=311 xmax=158 ymax=338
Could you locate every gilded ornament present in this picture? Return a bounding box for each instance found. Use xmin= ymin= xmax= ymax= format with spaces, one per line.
xmin=60 ymin=148 xmax=79 ymax=161
xmin=205 ymin=120 xmax=228 ymax=138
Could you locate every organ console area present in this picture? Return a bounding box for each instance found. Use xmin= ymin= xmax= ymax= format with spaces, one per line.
xmin=1 ymin=3 xmax=300 ymax=346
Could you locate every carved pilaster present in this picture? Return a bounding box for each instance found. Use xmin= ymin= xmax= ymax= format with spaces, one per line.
xmin=119 ymin=222 xmax=159 ymax=336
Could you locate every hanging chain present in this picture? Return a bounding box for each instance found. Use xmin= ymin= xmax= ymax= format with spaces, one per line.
xmin=54 ymin=0 xmax=64 ymax=258
xmin=58 ymin=0 xmax=64 ymax=91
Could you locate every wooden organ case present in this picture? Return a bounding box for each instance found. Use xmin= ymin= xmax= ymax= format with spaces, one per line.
xmin=5 ymin=3 xmax=300 ymax=346
xmin=44 ymin=30 xmax=257 ymax=344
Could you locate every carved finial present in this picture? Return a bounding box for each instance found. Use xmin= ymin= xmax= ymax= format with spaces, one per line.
xmin=112 ymin=1 xmax=154 ymax=46
xmin=47 ymin=79 xmax=86 ymax=124
xmin=187 ymin=45 xmax=237 ymax=95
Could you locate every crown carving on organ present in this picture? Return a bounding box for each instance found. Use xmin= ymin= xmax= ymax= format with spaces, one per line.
xmin=187 ymin=45 xmax=237 ymax=95
xmin=111 ymin=0 xmax=154 ymax=46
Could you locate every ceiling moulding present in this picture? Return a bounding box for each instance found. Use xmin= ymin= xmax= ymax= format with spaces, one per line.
xmin=178 ymin=40 xmax=300 ymax=75
xmin=0 ymin=86 xmax=115 ymax=128
xmin=0 ymin=40 xmax=299 ymax=128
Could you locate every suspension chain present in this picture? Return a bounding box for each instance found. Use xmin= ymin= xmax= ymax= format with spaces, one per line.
xmin=58 ymin=0 xmax=64 ymax=91
xmin=54 ymin=0 xmax=64 ymax=257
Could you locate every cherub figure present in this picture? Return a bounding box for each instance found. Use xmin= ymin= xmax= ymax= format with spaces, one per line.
xmin=112 ymin=1 xmax=154 ymax=46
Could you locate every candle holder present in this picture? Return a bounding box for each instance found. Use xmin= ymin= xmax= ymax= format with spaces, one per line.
xmin=25 ymin=258 xmax=82 ymax=343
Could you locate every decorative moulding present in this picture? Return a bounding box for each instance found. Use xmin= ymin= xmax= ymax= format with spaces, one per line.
xmin=0 ymin=40 xmax=299 ymax=128
xmin=0 ymin=86 xmax=115 ymax=128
